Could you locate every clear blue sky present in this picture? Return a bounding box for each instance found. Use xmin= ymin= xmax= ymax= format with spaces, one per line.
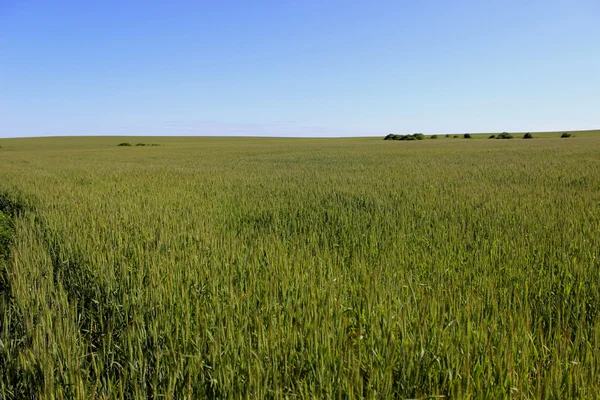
xmin=1 ymin=0 xmax=598 ymax=138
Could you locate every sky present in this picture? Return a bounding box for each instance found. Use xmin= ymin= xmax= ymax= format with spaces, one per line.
xmin=0 ymin=0 xmax=599 ymax=138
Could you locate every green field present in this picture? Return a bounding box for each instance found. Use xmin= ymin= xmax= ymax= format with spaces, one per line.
xmin=1 ymin=134 xmax=600 ymax=398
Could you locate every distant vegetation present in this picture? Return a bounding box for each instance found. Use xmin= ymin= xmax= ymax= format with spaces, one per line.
xmin=384 ymin=133 xmax=424 ymax=141
xmin=118 ymin=142 xmax=160 ymax=147
xmin=382 ymin=130 xmax=589 ymax=141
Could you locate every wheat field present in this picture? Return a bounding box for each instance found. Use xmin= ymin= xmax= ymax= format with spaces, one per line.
xmin=1 ymin=134 xmax=600 ymax=398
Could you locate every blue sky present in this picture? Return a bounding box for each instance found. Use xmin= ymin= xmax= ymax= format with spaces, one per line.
xmin=1 ymin=0 xmax=598 ymax=138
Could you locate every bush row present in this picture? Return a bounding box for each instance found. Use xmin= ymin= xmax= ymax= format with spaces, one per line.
xmin=384 ymin=133 xmax=425 ymax=141
xmin=118 ymin=143 xmax=161 ymax=147
xmin=385 ymin=132 xmax=575 ymax=141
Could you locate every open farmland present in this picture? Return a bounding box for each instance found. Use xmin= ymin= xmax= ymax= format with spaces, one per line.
xmin=1 ymin=135 xmax=600 ymax=398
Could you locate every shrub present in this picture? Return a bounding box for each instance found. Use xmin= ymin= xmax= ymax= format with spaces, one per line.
xmin=136 ymin=143 xmax=146 ymax=146
xmin=488 ymin=135 xmax=496 ymax=139
xmin=464 ymin=134 xmax=472 ymax=139
xmin=496 ymin=132 xmax=514 ymax=139
xmin=384 ymin=133 xmax=425 ymax=141
xmin=118 ymin=142 xmax=132 ymax=146
xmin=453 ymin=135 xmax=459 ymax=138
xmin=561 ymin=132 xmax=571 ymax=138
xmin=523 ymin=132 xmax=533 ymax=139
xmin=445 ymin=134 xmax=450 ymax=138
xmin=430 ymin=135 xmax=438 ymax=139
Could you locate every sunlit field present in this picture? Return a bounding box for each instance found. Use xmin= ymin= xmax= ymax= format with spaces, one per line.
xmin=1 ymin=133 xmax=600 ymax=398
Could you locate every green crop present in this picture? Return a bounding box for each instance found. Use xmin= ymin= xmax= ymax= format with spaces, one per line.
xmin=0 ymin=135 xmax=599 ymax=398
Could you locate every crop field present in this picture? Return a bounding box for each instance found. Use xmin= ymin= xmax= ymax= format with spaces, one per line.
xmin=1 ymin=134 xmax=600 ymax=398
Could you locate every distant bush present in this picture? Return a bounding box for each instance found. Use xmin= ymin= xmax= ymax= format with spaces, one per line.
xmin=445 ymin=134 xmax=450 ymax=138
xmin=523 ymin=132 xmax=533 ymax=139
xmin=118 ymin=142 xmax=132 ymax=146
xmin=124 ymin=143 xmax=161 ymax=146
xmin=496 ymin=132 xmax=514 ymax=139
xmin=561 ymin=132 xmax=571 ymax=138
xmin=384 ymin=133 xmax=425 ymax=141
xmin=488 ymin=135 xmax=496 ymax=139
xmin=453 ymin=135 xmax=459 ymax=138
xmin=463 ymin=133 xmax=472 ymax=139
xmin=430 ymin=135 xmax=438 ymax=139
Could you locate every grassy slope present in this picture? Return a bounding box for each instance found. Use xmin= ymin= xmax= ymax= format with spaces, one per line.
xmin=1 ymin=135 xmax=600 ymax=398
xmin=0 ymin=128 xmax=599 ymax=148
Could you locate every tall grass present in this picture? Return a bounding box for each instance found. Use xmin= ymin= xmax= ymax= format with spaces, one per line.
xmin=0 ymin=136 xmax=599 ymax=398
